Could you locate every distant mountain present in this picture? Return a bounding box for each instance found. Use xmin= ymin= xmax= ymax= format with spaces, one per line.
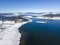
xmin=0 ymin=13 xmax=23 ymax=21
xmin=19 ymin=12 xmax=60 ymax=16
xmin=0 ymin=12 xmax=60 ymax=20
xmin=43 ymin=13 xmax=60 ymax=17
xmin=0 ymin=12 xmax=20 ymax=17
xmin=19 ymin=12 xmax=45 ymax=16
xmin=0 ymin=13 xmax=13 ymax=15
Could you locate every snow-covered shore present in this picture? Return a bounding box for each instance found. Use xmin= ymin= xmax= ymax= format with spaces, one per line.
xmin=0 ymin=19 xmax=32 ymax=45
xmin=35 ymin=16 xmax=60 ymax=20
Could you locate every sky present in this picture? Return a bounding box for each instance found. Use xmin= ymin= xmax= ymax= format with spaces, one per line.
xmin=0 ymin=0 xmax=60 ymax=13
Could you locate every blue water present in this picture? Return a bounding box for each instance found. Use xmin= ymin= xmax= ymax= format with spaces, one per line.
xmin=19 ymin=18 xmax=60 ymax=45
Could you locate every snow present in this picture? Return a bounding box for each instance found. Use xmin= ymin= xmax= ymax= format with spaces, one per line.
xmin=0 ymin=21 xmax=2 ymax=24
xmin=0 ymin=20 xmax=31 ymax=45
xmin=22 ymin=16 xmax=32 ymax=19
xmin=35 ymin=16 xmax=60 ymax=20
xmin=0 ymin=21 xmax=15 ymax=30
xmin=3 ymin=21 xmax=15 ymax=24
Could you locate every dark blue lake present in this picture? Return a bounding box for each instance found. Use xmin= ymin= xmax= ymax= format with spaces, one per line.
xmin=19 ymin=18 xmax=60 ymax=45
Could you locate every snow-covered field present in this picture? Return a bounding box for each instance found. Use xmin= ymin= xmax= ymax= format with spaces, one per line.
xmin=0 ymin=20 xmax=32 ymax=45
xmin=0 ymin=21 xmax=15 ymax=30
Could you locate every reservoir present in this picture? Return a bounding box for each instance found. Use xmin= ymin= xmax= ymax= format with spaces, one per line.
xmin=19 ymin=18 xmax=60 ymax=45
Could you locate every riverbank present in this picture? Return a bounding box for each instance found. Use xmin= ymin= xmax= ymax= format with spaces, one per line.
xmin=0 ymin=19 xmax=32 ymax=45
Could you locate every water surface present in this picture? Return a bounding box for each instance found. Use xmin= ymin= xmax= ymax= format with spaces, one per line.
xmin=19 ymin=18 xmax=60 ymax=45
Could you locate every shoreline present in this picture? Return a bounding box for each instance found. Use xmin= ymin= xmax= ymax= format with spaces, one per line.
xmin=35 ymin=16 xmax=60 ymax=20
xmin=0 ymin=19 xmax=32 ymax=45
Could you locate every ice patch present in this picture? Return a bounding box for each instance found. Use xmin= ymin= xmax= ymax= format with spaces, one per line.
xmin=36 ymin=21 xmax=47 ymax=23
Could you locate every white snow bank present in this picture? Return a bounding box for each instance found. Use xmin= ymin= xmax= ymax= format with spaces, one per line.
xmin=0 ymin=21 xmax=30 ymax=45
